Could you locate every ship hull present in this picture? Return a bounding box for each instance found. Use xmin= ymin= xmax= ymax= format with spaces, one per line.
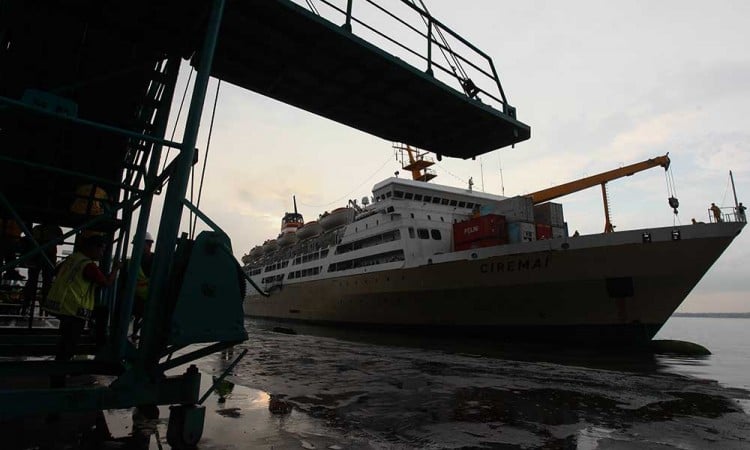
xmin=244 ymin=223 xmax=743 ymax=344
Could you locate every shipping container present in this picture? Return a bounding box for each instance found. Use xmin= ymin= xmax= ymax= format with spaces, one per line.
xmin=453 ymin=214 xmax=506 ymax=246
xmin=551 ymin=226 xmax=567 ymax=239
xmin=485 ymin=196 xmax=534 ymax=222
xmin=508 ymin=221 xmax=536 ymax=243
xmin=455 ymin=237 xmax=507 ymax=251
xmin=536 ymin=224 xmax=552 ymax=240
xmin=533 ymin=202 xmax=565 ymax=227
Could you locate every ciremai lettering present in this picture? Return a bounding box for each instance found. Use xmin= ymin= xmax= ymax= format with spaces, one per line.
xmin=479 ymin=256 xmax=549 ymax=274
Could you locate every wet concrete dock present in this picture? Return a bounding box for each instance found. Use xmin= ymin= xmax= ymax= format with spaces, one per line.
xmin=3 ymin=318 xmax=750 ymax=449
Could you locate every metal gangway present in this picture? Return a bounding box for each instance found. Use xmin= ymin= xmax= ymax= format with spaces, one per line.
xmin=0 ymin=0 xmax=529 ymax=446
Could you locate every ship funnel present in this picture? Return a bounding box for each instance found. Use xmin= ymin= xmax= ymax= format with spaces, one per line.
xmin=293 ymin=195 xmax=298 ymax=214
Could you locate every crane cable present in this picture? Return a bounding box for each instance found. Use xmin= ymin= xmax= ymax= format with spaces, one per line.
xmin=162 ymin=67 xmax=195 ymax=173
xmin=665 ymin=165 xmax=681 ymax=225
xmin=410 ymin=0 xmax=469 ymax=82
xmin=190 ymin=79 xmax=221 ymax=239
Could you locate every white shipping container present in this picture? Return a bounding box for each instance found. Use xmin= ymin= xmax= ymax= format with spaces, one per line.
xmin=534 ymin=202 xmax=565 ymax=227
xmin=508 ymin=221 xmax=536 ymax=243
xmin=551 ymin=226 xmax=567 ymax=239
xmin=491 ymin=196 xmax=534 ymax=222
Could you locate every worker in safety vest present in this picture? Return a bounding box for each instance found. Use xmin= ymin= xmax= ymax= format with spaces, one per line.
xmin=125 ymin=232 xmax=154 ymax=337
xmin=46 ymin=234 xmax=119 ymax=387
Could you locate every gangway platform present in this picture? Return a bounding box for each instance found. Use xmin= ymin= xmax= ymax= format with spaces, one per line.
xmin=209 ymin=0 xmax=531 ymax=158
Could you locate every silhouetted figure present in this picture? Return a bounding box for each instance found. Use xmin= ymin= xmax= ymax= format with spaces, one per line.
xmin=710 ymin=203 xmax=722 ymax=222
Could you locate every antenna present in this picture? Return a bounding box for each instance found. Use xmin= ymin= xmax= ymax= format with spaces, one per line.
xmin=498 ymin=154 xmax=505 ymax=196
xmin=480 ymin=156 xmax=485 ymax=192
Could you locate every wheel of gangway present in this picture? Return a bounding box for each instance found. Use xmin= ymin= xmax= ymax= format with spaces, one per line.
xmin=166 ymin=404 xmax=205 ymax=448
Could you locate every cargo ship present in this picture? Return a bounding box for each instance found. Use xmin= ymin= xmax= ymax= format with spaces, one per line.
xmin=241 ymin=151 xmax=745 ymax=344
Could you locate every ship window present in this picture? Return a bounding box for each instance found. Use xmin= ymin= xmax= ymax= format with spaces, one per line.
xmin=335 ymin=229 xmax=401 ymax=254
xmin=466 ymin=202 xmax=474 ymax=209
xmin=386 ymin=192 xmax=392 ymax=198
xmin=394 ymin=191 xmax=404 ymax=199
xmin=408 ymin=227 xmax=415 ymax=238
xmin=410 ymin=213 xmax=414 ymax=218
xmin=328 ymin=250 xmax=405 ymax=272
xmin=321 ymin=249 xmax=329 ymax=257
xmin=423 ymin=196 xmax=432 ymax=202
xmin=427 ymin=215 xmax=431 ymax=220
xmin=431 ymin=229 xmax=442 ymax=240
xmin=417 ymin=228 xmax=429 ymax=239
xmin=414 ymin=194 xmax=423 ymax=201
xmin=441 ymin=198 xmax=450 ymax=205
xmin=458 ymin=201 xmax=466 ymax=208
xmin=404 ymin=192 xmax=413 ymax=200
xmin=432 ymin=197 xmax=441 ymax=204
xmin=288 ymin=272 xmax=295 ymax=279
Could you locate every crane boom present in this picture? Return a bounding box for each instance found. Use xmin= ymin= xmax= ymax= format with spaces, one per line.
xmin=529 ymin=154 xmax=671 ymax=204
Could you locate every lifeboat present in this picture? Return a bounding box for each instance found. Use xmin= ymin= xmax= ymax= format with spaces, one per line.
xmin=262 ymin=239 xmax=278 ymax=253
xmin=319 ymin=207 xmax=355 ymax=231
xmin=277 ymin=232 xmax=298 ymax=247
xmin=296 ymin=220 xmax=323 ymax=240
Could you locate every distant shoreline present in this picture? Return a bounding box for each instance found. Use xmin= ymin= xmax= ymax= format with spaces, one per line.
xmin=673 ymin=312 xmax=750 ymax=318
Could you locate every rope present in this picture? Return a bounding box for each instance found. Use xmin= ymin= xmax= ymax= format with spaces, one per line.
xmin=162 ymin=67 xmax=194 ymax=173
xmin=720 ymin=173 xmax=731 ymax=206
xmin=411 ymin=0 xmax=468 ymax=81
xmin=305 ymin=0 xmax=320 ymax=15
xmin=299 ymin=156 xmax=394 ymax=208
xmin=433 ymin=162 xmax=468 ymax=185
xmin=191 ymin=79 xmax=222 ymax=238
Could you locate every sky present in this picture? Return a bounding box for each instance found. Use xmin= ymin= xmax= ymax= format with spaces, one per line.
xmin=152 ymin=0 xmax=749 ymax=312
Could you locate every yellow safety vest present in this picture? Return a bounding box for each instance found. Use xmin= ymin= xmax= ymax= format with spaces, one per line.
xmin=129 ymin=259 xmax=149 ymax=300
xmin=45 ymin=252 xmax=96 ymax=319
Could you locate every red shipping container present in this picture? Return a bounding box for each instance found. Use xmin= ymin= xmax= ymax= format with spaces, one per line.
xmin=455 ymin=237 xmax=507 ymax=251
xmin=453 ymin=214 xmax=506 ymax=246
xmin=536 ymin=223 xmax=552 ymax=240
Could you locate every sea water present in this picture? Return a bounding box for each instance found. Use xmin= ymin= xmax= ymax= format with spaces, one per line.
xmin=192 ymin=316 xmax=750 ymax=449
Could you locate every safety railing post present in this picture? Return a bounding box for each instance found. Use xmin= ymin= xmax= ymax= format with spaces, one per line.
xmin=426 ymin=17 xmax=433 ymax=76
xmin=343 ymin=0 xmax=353 ymax=32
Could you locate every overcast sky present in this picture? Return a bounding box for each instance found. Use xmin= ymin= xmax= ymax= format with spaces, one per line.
xmin=155 ymin=0 xmax=749 ymax=312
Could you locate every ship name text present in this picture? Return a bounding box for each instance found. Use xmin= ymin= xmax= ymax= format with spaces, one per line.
xmin=480 ymin=256 xmax=549 ymax=274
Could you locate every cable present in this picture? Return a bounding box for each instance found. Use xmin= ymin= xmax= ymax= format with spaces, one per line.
xmin=191 ymin=79 xmax=221 ymax=238
xmin=299 ymin=156 xmax=394 ymax=208
xmin=162 ymin=67 xmax=195 ymax=173
xmin=305 ymin=0 xmax=320 ymax=15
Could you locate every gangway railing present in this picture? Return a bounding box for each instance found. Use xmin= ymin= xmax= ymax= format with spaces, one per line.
xmin=295 ymin=0 xmax=516 ymax=116
xmin=708 ymin=206 xmax=747 ymax=224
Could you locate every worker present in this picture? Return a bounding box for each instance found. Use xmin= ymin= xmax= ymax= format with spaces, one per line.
xmin=45 ymin=234 xmax=119 ymax=387
xmin=710 ymin=203 xmax=722 ymax=222
xmin=0 ymin=218 xmax=23 ymax=281
xmin=737 ymin=202 xmax=747 ymax=223
xmin=21 ymin=223 xmax=63 ymax=316
xmin=126 ymin=232 xmax=154 ymax=337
